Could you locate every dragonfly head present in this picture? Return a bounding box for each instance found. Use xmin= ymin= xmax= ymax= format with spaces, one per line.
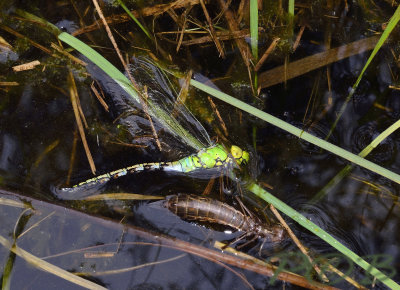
xmin=231 ymin=145 xmax=250 ymax=165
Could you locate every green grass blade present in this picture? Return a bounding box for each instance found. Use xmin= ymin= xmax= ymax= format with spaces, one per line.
xmin=326 ymin=4 xmax=400 ymax=139
xmin=248 ymin=182 xmax=399 ymax=289
xmin=115 ymin=0 xmax=152 ymax=40
xmin=2 ymin=250 xmax=15 ymax=290
xmin=288 ymin=0 xmax=295 ymax=17
xmin=311 ymin=118 xmax=400 ymax=203
xmin=58 ymin=32 xmax=141 ymax=102
xmin=310 ymin=164 xmax=353 ymax=204
xmin=15 ymin=9 xmax=61 ymax=35
xmin=58 ymin=32 xmax=204 ymax=150
xmin=250 ymin=0 xmax=259 ymax=143
xmin=358 ymin=118 xmax=400 ymax=158
xmin=288 ymin=0 xmax=295 ymax=38
xmin=250 ymin=0 xmax=258 ymax=60
xmin=190 ymin=79 xmax=400 ymax=185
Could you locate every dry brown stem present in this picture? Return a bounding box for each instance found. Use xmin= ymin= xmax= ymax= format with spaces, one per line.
xmin=259 ymin=36 xmax=380 ymax=88
xmin=73 ymin=0 xmax=202 ymax=36
xmin=200 ymin=0 xmax=225 ymax=57
xmin=12 ymin=60 xmax=41 ymax=72
xmin=66 ymin=129 xmax=79 ymax=186
xmin=270 ymin=204 xmax=329 ymax=282
xmin=0 ymin=82 xmax=19 ymax=86
xmin=207 ymin=96 xmax=228 ymax=136
xmin=158 ymin=28 xmax=257 ymax=46
xmin=217 ymin=0 xmax=253 ymax=68
xmin=0 ymin=25 xmax=52 ymax=54
xmin=293 ymin=25 xmax=306 ymax=52
xmin=90 ymin=82 xmax=109 ymax=112
xmin=51 ymin=42 xmax=87 ymax=66
xmin=68 ymin=70 xmax=96 ymax=175
xmin=255 ymin=37 xmax=280 ymax=71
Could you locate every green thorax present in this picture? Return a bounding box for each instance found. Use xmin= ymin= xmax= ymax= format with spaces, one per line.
xmin=175 ymin=144 xmax=249 ymax=173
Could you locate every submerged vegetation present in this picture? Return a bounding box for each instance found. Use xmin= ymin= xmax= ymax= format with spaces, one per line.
xmin=1 ymin=0 xmax=400 ymax=288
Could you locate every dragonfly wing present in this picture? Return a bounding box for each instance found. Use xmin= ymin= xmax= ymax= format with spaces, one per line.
xmin=128 ymin=57 xmax=212 ymax=150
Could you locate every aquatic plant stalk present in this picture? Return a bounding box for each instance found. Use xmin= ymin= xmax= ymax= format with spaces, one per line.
xmin=248 ymin=183 xmax=399 ymax=289
xmin=311 ymin=118 xmax=400 ymax=203
xmin=288 ymin=0 xmax=295 ymax=41
xmin=15 ymin=9 xmax=61 ymax=35
xmin=116 ymin=0 xmax=152 ymax=40
xmin=249 ymin=0 xmax=258 ymax=145
xmin=190 ymin=79 xmax=400 ymax=185
xmin=288 ymin=0 xmax=295 ymax=17
xmin=326 ymin=4 xmax=400 ymax=139
xmin=250 ymin=0 xmax=258 ymax=60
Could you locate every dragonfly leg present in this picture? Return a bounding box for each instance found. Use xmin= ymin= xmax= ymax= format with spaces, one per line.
xmin=221 ymin=231 xmax=249 ymax=249
xmin=236 ymin=234 xmax=258 ymax=250
xmin=235 ymin=195 xmax=257 ymax=220
xmin=220 ymin=174 xmax=233 ymax=195
xmin=220 ymin=169 xmax=241 ymax=196
xmin=258 ymin=237 xmax=268 ymax=257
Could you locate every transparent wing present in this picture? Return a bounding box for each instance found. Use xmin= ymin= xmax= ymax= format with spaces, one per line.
xmin=127 ymin=57 xmax=213 ymax=151
xmin=88 ymin=56 xmax=212 ymax=157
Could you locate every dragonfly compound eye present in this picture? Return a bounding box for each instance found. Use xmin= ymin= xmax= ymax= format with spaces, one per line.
xmin=241 ymin=150 xmax=250 ymax=164
xmin=231 ymin=145 xmax=243 ymax=159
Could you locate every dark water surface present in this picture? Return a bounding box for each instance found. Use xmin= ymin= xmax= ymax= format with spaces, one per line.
xmin=1 ymin=1 xmax=400 ymax=289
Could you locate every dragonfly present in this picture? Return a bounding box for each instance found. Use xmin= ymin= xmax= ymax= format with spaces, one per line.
xmin=69 ymin=144 xmax=249 ymax=191
xmin=60 ymin=57 xmax=250 ymax=192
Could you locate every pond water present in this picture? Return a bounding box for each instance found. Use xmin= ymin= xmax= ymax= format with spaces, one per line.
xmin=0 ymin=0 xmax=400 ymax=289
